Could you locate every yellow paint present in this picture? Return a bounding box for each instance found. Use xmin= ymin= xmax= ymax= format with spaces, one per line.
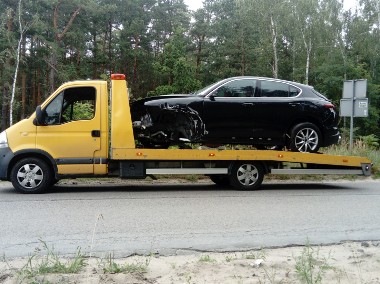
xmin=110 ymin=77 xmax=135 ymax=153
xmin=111 ymin=148 xmax=370 ymax=167
xmin=6 ymin=80 xmax=109 ymax=175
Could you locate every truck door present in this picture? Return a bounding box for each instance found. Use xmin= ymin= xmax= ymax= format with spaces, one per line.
xmin=36 ymin=85 xmax=103 ymax=175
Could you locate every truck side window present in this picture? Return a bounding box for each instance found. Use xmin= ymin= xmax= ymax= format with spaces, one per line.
xmin=44 ymin=87 xmax=96 ymax=125
xmin=44 ymin=93 xmax=64 ymax=125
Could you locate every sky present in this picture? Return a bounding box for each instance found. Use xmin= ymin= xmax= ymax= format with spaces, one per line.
xmin=184 ymin=0 xmax=360 ymax=11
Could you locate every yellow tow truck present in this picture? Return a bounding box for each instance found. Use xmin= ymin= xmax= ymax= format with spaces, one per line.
xmin=0 ymin=74 xmax=372 ymax=193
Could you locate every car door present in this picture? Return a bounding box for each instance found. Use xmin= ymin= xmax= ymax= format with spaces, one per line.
xmin=36 ymin=85 xmax=102 ymax=175
xmin=252 ymin=79 xmax=301 ymax=144
xmin=202 ymin=78 xmax=257 ymax=143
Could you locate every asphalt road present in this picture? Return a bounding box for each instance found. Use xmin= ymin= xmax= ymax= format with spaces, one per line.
xmin=0 ymin=179 xmax=379 ymax=258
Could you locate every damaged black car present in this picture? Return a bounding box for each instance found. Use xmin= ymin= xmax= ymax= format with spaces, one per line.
xmin=131 ymin=76 xmax=340 ymax=152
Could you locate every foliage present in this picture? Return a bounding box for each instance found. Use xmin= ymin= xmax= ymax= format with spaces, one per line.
xmin=0 ymin=0 xmax=379 ymax=141
xmin=323 ymin=137 xmax=380 ymax=177
xmin=17 ymin=240 xmax=86 ymax=281
xmin=294 ymin=242 xmax=333 ymax=284
xmin=101 ymin=253 xmax=150 ymax=274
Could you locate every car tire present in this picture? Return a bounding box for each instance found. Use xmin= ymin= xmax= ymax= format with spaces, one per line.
xmin=209 ymin=175 xmax=230 ymax=186
xmin=289 ymin=123 xmax=321 ymax=153
xmin=229 ymin=162 xmax=264 ymax=190
xmin=10 ymin=158 xmax=52 ymax=194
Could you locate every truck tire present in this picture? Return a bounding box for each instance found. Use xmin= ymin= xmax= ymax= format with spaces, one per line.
xmin=10 ymin=158 xmax=52 ymax=194
xmin=229 ymin=161 xmax=264 ymax=190
xmin=209 ymin=175 xmax=230 ymax=186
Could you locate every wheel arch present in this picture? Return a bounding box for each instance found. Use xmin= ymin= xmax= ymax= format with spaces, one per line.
xmin=287 ymin=117 xmax=324 ymax=140
xmin=8 ymin=149 xmax=58 ymax=180
xmin=229 ymin=160 xmax=269 ymax=174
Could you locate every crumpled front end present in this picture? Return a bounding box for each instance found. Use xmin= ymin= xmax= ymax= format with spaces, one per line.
xmin=132 ymin=103 xmax=206 ymax=148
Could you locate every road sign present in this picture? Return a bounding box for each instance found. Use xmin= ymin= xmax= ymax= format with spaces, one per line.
xmin=340 ymin=98 xmax=368 ymax=117
xmin=340 ymin=79 xmax=368 ymax=148
xmin=343 ymin=79 xmax=367 ymax=98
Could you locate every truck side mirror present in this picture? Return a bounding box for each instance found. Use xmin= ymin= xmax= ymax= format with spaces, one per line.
xmin=33 ymin=105 xmax=46 ymax=126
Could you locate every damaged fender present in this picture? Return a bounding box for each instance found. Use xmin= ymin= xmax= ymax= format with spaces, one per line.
xmin=133 ymin=103 xmax=206 ymax=147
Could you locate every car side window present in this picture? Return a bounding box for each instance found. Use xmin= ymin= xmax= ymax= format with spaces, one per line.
xmin=260 ymin=81 xmax=300 ymax=97
xmin=44 ymin=87 xmax=96 ymax=125
xmin=213 ymin=79 xmax=257 ymax=97
xmin=289 ymin=86 xmax=300 ymax=97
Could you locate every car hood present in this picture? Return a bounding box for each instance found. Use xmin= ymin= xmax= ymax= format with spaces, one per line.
xmin=131 ymin=94 xmax=200 ymax=109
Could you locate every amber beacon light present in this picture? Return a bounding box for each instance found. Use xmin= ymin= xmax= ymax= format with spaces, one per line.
xmin=111 ymin=74 xmax=126 ymax=80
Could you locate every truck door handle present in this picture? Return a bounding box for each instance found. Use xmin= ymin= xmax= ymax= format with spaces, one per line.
xmin=92 ymin=130 xmax=101 ymax=137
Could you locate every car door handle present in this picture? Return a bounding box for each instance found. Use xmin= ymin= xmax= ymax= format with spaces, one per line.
xmin=243 ymin=103 xmax=254 ymax=107
xmin=91 ymin=130 xmax=101 ymax=137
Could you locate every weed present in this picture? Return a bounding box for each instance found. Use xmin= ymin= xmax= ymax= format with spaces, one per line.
xmin=324 ymin=138 xmax=379 ymax=177
xmin=294 ymin=242 xmax=333 ymax=284
xmin=17 ymin=240 xmax=86 ymax=281
xmin=101 ymin=253 xmax=150 ymax=274
xmin=225 ymin=254 xmax=237 ymax=262
xmin=198 ymin=255 xmax=216 ymax=263
xmin=185 ymin=174 xmax=199 ymax=182
xmin=261 ymin=266 xmax=282 ymax=284
xmin=244 ymin=249 xmax=266 ymax=260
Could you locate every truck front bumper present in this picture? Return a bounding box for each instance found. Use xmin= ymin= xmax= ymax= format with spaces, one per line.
xmin=0 ymin=147 xmax=14 ymax=180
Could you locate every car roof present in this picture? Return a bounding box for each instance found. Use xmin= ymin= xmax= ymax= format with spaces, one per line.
xmin=219 ymin=76 xmax=312 ymax=89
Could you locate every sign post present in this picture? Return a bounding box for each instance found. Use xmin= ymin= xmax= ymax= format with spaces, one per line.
xmin=340 ymin=79 xmax=368 ymax=148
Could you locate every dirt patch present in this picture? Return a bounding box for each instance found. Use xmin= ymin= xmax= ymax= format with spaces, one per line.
xmin=1 ymin=241 xmax=379 ymax=283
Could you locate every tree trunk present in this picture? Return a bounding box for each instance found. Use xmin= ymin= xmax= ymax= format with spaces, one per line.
xmin=195 ymin=35 xmax=204 ymax=77
xmin=21 ymin=73 xmax=26 ymax=119
xmin=270 ymin=16 xmax=278 ymax=79
xmin=1 ymin=86 xmax=8 ymax=131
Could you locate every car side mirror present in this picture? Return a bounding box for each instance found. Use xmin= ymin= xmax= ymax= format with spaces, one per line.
xmin=33 ymin=105 xmax=46 ymax=126
xmin=208 ymin=94 xmax=216 ymax=101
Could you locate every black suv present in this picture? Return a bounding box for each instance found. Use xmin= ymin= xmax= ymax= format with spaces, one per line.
xmin=131 ymin=76 xmax=340 ymax=152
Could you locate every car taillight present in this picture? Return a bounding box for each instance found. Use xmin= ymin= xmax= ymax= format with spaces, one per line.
xmin=324 ymin=103 xmax=335 ymax=109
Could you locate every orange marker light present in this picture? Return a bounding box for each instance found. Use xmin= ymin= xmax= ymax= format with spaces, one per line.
xmin=278 ymin=154 xmax=284 ymax=158
xmin=136 ymin=152 xmax=143 ymax=156
xmin=209 ymin=153 xmax=215 ymax=157
xmin=343 ymin=159 xmax=348 ymax=163
xmin=111 ymin=74 xmax=126 ymax=80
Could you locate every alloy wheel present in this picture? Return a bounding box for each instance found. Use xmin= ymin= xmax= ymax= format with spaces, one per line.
xmin=294 ymin=127 xmax=319 ymax=152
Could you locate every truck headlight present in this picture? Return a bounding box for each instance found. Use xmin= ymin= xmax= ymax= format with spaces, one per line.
xmin=0 ymin=131 xmax=8 ymax=148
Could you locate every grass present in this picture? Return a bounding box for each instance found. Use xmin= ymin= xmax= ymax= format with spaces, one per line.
xmin=17 ymin=240 xmax=86 ymax=281
xmin=294 ymin=242 xmax=334 ymax=284
xmin=100 ymin=253 xmax=150 ymax=274
xmin=323 ymin=138 xmax=380 ymax=178
xmin=244 ymin=249 xmax=266 ymax=260
xmin=198 ymin=254 xmax=216 ymax=263
xmin=2 ymin=240 xmax=378 ymax=283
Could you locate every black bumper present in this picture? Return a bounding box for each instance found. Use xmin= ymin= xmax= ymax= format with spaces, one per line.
xmin=0 ymin=147 xmax=14 ymax=180
xmin=322 ymin=127 xmax=341 ymax=147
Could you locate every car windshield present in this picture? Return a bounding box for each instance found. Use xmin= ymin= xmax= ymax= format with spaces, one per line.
xmin=191 ymin=81 xmax=221 ymax=96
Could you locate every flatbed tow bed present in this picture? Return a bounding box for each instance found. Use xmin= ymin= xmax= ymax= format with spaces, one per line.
xmin=110 ymin=148 xmax=371 ymax=190
xmin=0 ymin=74 xmax=372 ymax=193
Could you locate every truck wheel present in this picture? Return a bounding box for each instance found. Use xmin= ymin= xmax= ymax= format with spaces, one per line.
xmin=10 ymin=158 xmax=52 ymax=194
xmin=229 ymin=162 xmax=264 ymax=190
xmin=289 ymin=123 xmax=321 ymax=153
xmin=209 ymin=175 xmax=230 ymax=186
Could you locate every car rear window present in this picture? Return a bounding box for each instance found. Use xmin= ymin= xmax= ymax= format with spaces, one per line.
xmin=260 ymin=81 xmax=300 ymax=97
xmin=311 ymin=89 xmax=329 ymax=100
